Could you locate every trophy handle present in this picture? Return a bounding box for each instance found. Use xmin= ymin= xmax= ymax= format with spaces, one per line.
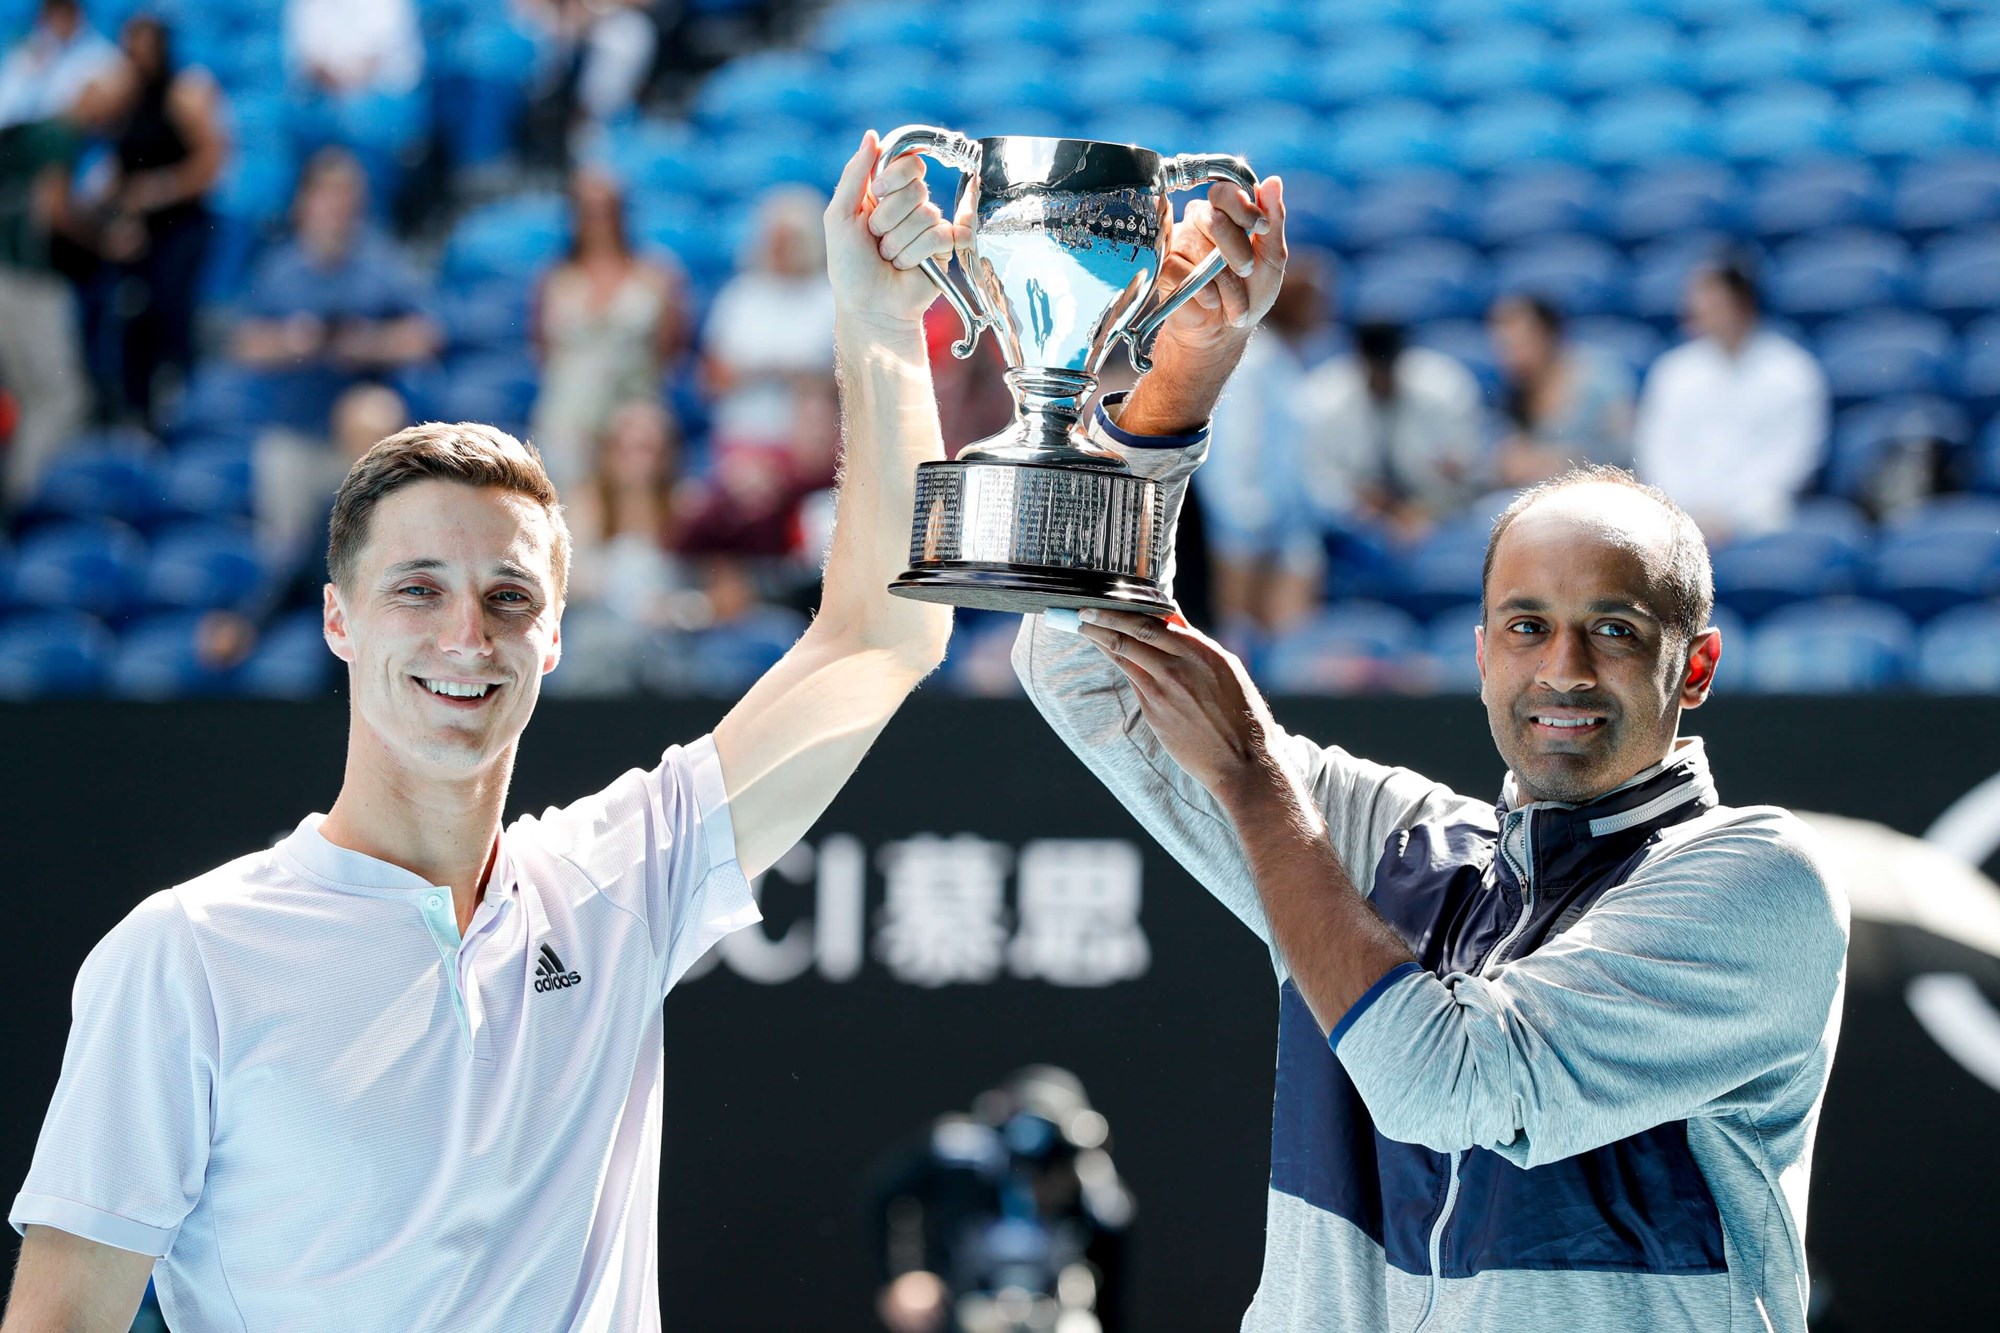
xmin=1123 ymin=153 xmax=1262 ymax=373
xmin=873 ymin=124 xmax=993 ymax=359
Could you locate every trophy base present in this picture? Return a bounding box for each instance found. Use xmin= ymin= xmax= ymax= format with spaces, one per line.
xmin=889 ymin=564 xmax=1173 ymax=616
xmin=890 ymin=458 xmax=1172 ymax=615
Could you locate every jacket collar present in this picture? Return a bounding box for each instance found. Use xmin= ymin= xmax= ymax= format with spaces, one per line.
xmin=280 ymin=813 xmax=514 ymax=903
xmin=1496 ymin=738 xmax=1718 ymax=886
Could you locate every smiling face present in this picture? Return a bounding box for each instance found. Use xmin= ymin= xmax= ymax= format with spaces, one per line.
xmin=325 ymin=480 xmax=562 ymax=780
xmin=1477 ymin=484 xmax=1720 ymax=806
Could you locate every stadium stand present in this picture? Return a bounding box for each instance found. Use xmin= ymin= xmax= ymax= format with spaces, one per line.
xmin=8 ymin=0 xmax=2000 ymax=697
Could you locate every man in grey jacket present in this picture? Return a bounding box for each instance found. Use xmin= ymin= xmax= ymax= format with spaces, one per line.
xmin=1011 ymin=181 xmax=1847 ymax=1332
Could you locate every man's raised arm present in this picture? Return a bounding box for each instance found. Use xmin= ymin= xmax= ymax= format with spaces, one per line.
xmin=711 ymin=133 xmax=957 ymax=879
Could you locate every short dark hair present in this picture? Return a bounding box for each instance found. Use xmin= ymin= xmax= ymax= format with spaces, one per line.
xmin=327 ymin=422 xmax=571 ymax=598
xmin=1354 ymin=320 xmax=1404 ymax=369
xmin=1480 ymin=465 xmax=1714 ymax=644
xmin=1493 ymin=292 xmax=1564 ymax=339
xmin=1698 ymin=252 xmax=1760 ymax=315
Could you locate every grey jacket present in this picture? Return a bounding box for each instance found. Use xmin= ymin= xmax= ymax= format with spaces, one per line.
xmin=1010 ymin=408 xmax=1848 ymax=1332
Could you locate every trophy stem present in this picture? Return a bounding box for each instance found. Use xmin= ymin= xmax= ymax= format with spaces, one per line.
xmin=957 ymin=368 xmax=1124 ymax=467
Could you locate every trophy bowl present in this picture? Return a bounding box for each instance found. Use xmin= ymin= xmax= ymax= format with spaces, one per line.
xmin=874 ymin=128 xmax=1257 ymax=615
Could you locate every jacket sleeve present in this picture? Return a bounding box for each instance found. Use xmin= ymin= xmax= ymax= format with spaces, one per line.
xmin=1334 ymin=810 xmax=1849 ymax=1167
xmin=1012 ymin=395 xmax=1470 ymax=966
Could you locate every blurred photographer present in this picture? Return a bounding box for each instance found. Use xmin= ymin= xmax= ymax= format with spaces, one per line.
xmin=871 ymin=1068 xmax=1132 ymax=1333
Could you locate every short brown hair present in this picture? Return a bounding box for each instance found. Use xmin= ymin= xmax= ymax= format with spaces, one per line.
xmin=1480 ymin=465 xmax=1713 ymax=645
xmin=327 ymin=422 xmax=571 ymax=598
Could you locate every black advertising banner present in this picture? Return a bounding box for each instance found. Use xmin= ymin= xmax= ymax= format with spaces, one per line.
xmin=2 ymin=696 xmax=1996 ymax=1332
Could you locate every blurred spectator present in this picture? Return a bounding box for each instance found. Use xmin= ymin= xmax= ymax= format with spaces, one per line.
xmin=520 ymin=0 xmax=657 ymax=163
xmin=0 ymin=112 xmax=87 ymax=505
xmin=1634 ymin=256 xmax=1829 ymax=541
xmin=869 ymin=1067 xmax=1131 ymax=1333
xmin=1486 ymin=293 xmax=1634 ymax=488
xmin=199 ymin=383 xmax=409 ymax=669
xmin=284 ymin=0 xmax=425 ymax=207
xmin=565 ymin=397 xmax=695 ymax=623
xmin=1196 ymin=250 xmax=1336 ymax=635
xmin=678 ymin=371 xmax=838 ymax=561
xmin=231 ymin=147 xmax=440 ymax=439
xmin=74 ymin=12 xmax=227 ymax=428
xmin=702 ymin=184 xmax=835 ymax=453
xmin=529 ymin=166 xmax=688 ymax=491
xmin=1299 ymin=320 xmax=1483 ymax=543
xmin=0 ymin=0 xmax=122 ymax=131
xmin=925 ymin=300 xmax=1012 ymax=457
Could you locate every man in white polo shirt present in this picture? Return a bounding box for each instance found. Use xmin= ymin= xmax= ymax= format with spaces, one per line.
xmin=3 ymin=131 xmax=959 ymax=1332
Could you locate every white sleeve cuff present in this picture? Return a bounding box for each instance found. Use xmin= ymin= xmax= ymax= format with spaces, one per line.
xmin=9 ymin=1191 xmax=176 ymax=1259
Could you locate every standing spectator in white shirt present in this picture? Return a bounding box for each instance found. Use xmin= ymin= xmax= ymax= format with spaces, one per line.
xmin=702 ymin=184 xmax=837 ymax=452
xmin=0 ymin=0 xmax=122 ymax=131
xmin=1197 ymin=250 xmax=1336 ymax=634
xmin=1633 ymin=258 xmax=1829 ymax=542
xmin=284 ymin=0 xmax=426 ymax=208
xmin=2 ymin=131 xmax=958 ymax=1333
xmin=1299 ymin=320 xmax=1484 ymax=543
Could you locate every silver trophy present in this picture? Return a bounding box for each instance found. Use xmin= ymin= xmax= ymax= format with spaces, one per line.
xmin=874 ymin=128 xmax=1257 ymax=614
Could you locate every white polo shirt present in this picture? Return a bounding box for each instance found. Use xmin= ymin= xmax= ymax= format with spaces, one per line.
xmin=10 ymin=736 xmax=760 ymax=1332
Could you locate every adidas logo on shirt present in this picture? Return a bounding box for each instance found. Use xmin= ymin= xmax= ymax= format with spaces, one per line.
xmin=534 ymin=943 xmax=583 ymax=993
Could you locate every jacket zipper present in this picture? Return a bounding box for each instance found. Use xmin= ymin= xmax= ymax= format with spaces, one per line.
xmin=1412 ymin=808 xmax=1536 ymax=1332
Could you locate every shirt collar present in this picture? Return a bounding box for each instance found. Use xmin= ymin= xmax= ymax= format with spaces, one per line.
xmin=1501 ymin=735 xmax=1713 ymax=821
xmin=280 ymin=814 xmax=515 ymax=902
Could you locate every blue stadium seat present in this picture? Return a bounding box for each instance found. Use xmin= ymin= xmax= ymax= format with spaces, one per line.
xmin=23 ymin=435 xmax=164 ymax=526
xmin=814 ymin=1 xmax=944 ymax=65
xmin=1475 ymin=165 xmax=1606 ymax=246
xmin=1711 ymin=527 xmax=1867 ymax=621
xmin=437 ymin=282 xmax=530 ymax=355
xmin=158 ymin=442 xmax=254 ymax=524
xmin=1437 ymin=27 xmax=1562 ymax=104
xmin=1203 ymin=102 xmax=1317 ymax=174
xmin=1331 ymin=101 xmax=1455 ymax=178
xmin=1717 ymin=85 xmax=1853 ymax=165
xmin=1791 ymin=496 xmax=1876 ymax=549
xmin=679 ymin=608 xmax=811 ymax=694
xmin=1455 ymin=97 xmax=1579 ymax=175
xmin=10 ymin=521 xmax=147 ymax=620
xmin=1823 ymin=13 xmax=1950 ymax=89
xmin=108 ymin=612 xmax=237 ymax=700
xmin=692 ymin=51 xmax=840 ymax=129
xmin=1571 ymin=316 xmax=1665 ymax=377
xmin=1339 ymin=173 xmax=1475 ymax=250
xmin=1493 ymin=235 xmax=1631 ymax=318
xmin=1915 ymin=602 xmax=2000 ymax=692
xmin=1960 ymin=15 xmax=2000 ymax=86
xmin=1068 ymin=42 xmax=1186 ymax=118
xmin=1400 ymin=515 xmax=1494 ymax=619
xmin=162 ymin=364 xmax=271 ymax=449
xmin=1871 ymin=498 xmax=2000 ymax=619
xmin=143 ymin=523 xmax=264 ymax=613
xmin=1185 ymin=39 xmax=1314 ymax=120
xmin=1421 ymin=601 xmax=1484 ymax=693
xmin=1815 ymin=310 xmax=1957 ymax=400
xmin=441 ymin=195 xmax=569 ymax=288
xmin=593 ymin=121 xmax=709 ymax=198
xmin=237 ymin=609 xmax=335 ymax=699
xmin=1956 ymin=315 xmax=2000 ymax=416
xmin=1427 ymin=0 xmax=1544 ymax=34
xmin=1562 ymin=22 xmax=1695 ymax=101
xmin=954 ymin=49 xmax=1081 ymax=126
xmin=1267 ymin=172 xmax=1349 ymax=251
xmin=1852 ymin=82 xmax=1987 ymax=162
xmin=1747 ymin=159 xmax=1888 ymax=240
xmin=1630 ymin=232 xmax=1740 ymax=324
xmin=1893 ymin=156 xmax=2000 ymax=236
xmin=1745 ymin=599 xmax=1915 ymax=692
xmin=1309 ymin=33 xmax=1431 ymax=110
xmin=1351 ymin=240 xmax=1493 ymax=323
xmin=1919 ymin=230 xmax=2000 ymax=325
xmin=0 ymin=612 xmax=115 ymax=699
xmin=422 ymin=352 xmax=541 ymax=434
xmin=1583 ymin=90 xmax=1715 ymax=169
xmin=1611 ymin=162 xmax=1743 ymax=243
xmin=1693 ymin=18 xmax=1825 ymax=95
xmin=1767 ymin=229 xmax=1914 ymax=318
xmin=1973 ymin=413 xmax=2000 ymax=491
xmin=1262 ymin=602 xmax=1423 ymax=694
xmin=1824 ymin=396 xmax=1971 ymax=500
xmin=943 ymin=6 xmax=1068 ymax=51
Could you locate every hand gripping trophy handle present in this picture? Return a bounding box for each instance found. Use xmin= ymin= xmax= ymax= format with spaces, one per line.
xmin=872 ymin=124 xmax=994 ymax=359
xmin=1121 ymin=153 xmax=1261 ymax=373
